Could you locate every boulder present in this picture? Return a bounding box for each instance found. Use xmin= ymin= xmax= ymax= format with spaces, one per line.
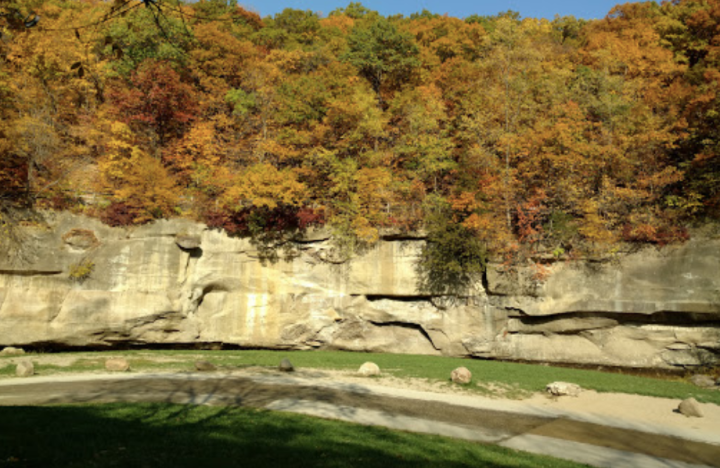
xmin=678 ymin=398 xmax=704 ymax=418
xmin=689 ymin=374 xmax=716 ymax=388
xmin=0 ymin=347 xmax=25 ymax=356
xmin=175 ymin=233 xmax=201 ymax=250
xmin=357 ymin=362 xmax=380 ymax=376
xmin=546 ymin=382 xmax=582 ymax=397
xmin=105 ymin=358 xmax=130 ymax=372
xmin=451 ymin=367 xmax=472 ymax=384
xmin=279 ymin=358 xmax=294 ymax=372
xmin=16 ymin=360 xmax=34 ymax=377
xmin=194 ymin=360 xmax=216 ymax=372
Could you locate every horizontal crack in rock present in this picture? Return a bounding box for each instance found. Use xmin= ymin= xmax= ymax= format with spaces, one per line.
xmin=369 ymin=320 xmax=439 ymax=351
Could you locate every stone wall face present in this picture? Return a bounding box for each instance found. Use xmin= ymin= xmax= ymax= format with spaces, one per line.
xmin=0 ymin=212 xmax=718 ymax=369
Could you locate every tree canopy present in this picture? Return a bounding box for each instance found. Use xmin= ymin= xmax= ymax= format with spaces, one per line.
xmin=1 ymin=0 xmax=719 ymax=277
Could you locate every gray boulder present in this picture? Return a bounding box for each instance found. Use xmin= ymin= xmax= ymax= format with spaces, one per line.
xmin=105 ymin=357 xmax=130 ymax=372
xmin=175 ymin=234 xmax=202 ymax=250
xmin=546 ymin=382 xmax=582 ymax=397
xmin=279 ymin=358 xmax=294 ymax=372
xmin=690 ymin=374 xmax=716 ymax=388
xmin=678 ymin=398 xmax=704 ymax=418
xmin=16 ymin=360 xmax=34 ymax=377
xmin=0 ymin=347 xmax=25 ymax=356
xmin=194 ymin=360 xmax=216 ymax=371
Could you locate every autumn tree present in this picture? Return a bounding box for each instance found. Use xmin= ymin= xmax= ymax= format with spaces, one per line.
xmin=97 ymin=121 xmax=179 ymax=224
xmin=342 ymin=16 xmax=420 ymax=106
xmin=388 ymin=85 xmax=455 ymax=192
xmin=255 ymin=8 xmax=321 ymax=50
xmin=575 ymin=2 xmax=690 ymax=245
xmin=109 ymin=58 xmax=197 ymax=148
xmin=445 ymin=16 xmax=552 ymax=252
xmin=662 ymin=0 xmax=720 ymax=218
xmin=100 ymin=1 xmax=193 ymax=76
xmin=1 ymin=0 xmax=717 ymax=267
xmin=404 ymin=13 xmax=486 ymax=67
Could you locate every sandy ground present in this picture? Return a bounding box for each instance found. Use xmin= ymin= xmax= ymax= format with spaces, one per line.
xmin=522 ymin=389 xmax=720 ymax=438
xmin=276 ymin=368 xmax=720 ymax=441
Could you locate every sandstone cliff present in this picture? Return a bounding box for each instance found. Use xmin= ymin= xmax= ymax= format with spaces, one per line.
xmin=1 ymin=212 xmax=718 ymax=369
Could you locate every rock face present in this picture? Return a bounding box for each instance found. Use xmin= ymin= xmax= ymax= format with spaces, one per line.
xmin=0 ymin=212 xmax=719 ymax=369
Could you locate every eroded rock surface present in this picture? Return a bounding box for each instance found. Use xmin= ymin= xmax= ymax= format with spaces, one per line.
xmin=0 ymin=212 xmax=718 ymax=369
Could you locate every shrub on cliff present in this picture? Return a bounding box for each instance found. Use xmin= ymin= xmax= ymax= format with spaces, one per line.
xmin=416 ymin=196 xmax=487 ymax=297
xmin=68 ymin=259 xmax=95 ymax=283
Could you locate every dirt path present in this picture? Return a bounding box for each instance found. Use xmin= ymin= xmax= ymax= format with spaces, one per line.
xmin=1 ymin=370 xmax=719 ymax=468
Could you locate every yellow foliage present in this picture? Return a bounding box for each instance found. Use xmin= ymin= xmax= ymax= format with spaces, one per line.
xmin=68 ymin=259 xmax=94 ymax=282
xmin=578 ymin=200 xmax=617 ymax=246
xmin=320 ymin=15 xmax=355 ymax=33
xmin=352 ymin=216 xmax=378 ymax=243
xmin=166 ymin=121 xmax=223 ymax=184
xmin=356 ymin=167 xmax=392 ymax=224
xmin=462 ymin=212 xmax=513 ymax=250
xmin=222 ymin=163 xmax=306 ymax=210
xmin=98 ymin=122 xmax=178 ymax=223
xmin=324 ymin=84 xmax=387 ymax=151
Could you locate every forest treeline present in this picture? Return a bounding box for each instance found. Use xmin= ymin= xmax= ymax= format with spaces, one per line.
xmin=1 ymin=0 xmax=720 ymax=274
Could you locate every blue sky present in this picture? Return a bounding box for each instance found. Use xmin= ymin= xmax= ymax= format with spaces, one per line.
xmin=238 ymin=0 xmax=632 ymax=20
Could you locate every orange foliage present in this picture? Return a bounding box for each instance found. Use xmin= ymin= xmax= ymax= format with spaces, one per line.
xmin=1 ymin=0 xmax=715 ymax=257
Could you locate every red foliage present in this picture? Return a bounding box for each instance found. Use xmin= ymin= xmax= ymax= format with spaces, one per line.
xmin=232 ymin=6 xmax=264 ymax=29
xmin=204 ymin=209 xmax=229 ymax=231
xmin=109 ymin=60 xmax=198 ymax=144
xmin=46 ymin=193 xmax=81 ymax=211
xmin=296 ymin=207 xmax=325 ymax=229
xmin=531 ymin=262 xmax=551 ymax=282
xmin=204 ymin=205 xmax=324 ymax=235
xmin=101 ymin=202 xmax=144 ymax=227
xmin=0 ymin=155 xmax=28 ymax=202
xmin=621 ymin=223 xmax=690 ymax=246
xmin=515 ymin=192 xmax=547 ymax=245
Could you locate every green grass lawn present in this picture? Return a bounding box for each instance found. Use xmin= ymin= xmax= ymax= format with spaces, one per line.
xmin=0 ymin=402 xmax=590 ymax=468
xmin=2 ymin=349 xmax=718 ymax=404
